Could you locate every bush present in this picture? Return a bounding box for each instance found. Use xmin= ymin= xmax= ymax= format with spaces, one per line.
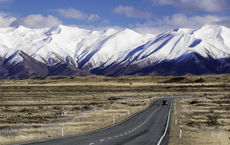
xmin=20 ymin=108 xmax=30 ymax=112
xmin=72 ymin=107 xmax=80 ymax=110
xmin=32 ymin=76 xmax=47 ymax=80
xmin=52 ymin=106 xmax=62 ymax=110
xmin=206 ymin=109 xmax=219 ymax=126
xmin=90 ymin=102 xmax=98 ymax=105
xmin=163 ymin=77 xmax=185 ymax=83
xmin=83 ymin=105 xmax=90 ymax=110
xmin=190 ymin=100 xmax=199 ymax=104
xmin=186 ymin=121 xmax=197 ymax=127
xmin=225 ymin=105 xmax=230 ymax=111
xmin=206 ymin=114 xmax=219 ymax=126
xmin=108 ymin=97 xmax=121 ymax=100
xmin=38 ymin=106 xmax=44 ymax=110
xmin=195 ymin=78 xmax=205 ymax=83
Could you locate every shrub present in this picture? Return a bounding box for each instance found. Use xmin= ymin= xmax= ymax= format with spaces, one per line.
xmin=52 ymin=106 xmax=62 ymax=110
xmin=20 ymin=108 xmax=30 ymax=112
xmin=225 ymin=105 xmax=230 ymax=111
xmin=83 ymin=105 xmax=90 ymax=110
xmin=90 ymin=102 xmax=98 ymax=105
xmin=206 ymin=109 xmax=219 ymax=126
xmin=72 ymin=107 xmax=80 ymax=110
xmin=108 ymin=97 xmax=121 ymax=100
xmin=195 ymin=78 xmax=205 ymax=83
xmin=190 ymin=100 xmax=199 ymax=104
xmin=206 ymin=114 xmax=219 ymax=126
xmin=163 ymin=77 xmax=185 ymax=83
xmin=38 ymin=106 xmax=44 ymax=110
xmin=32 ymin=76 xmax=47 ymax=80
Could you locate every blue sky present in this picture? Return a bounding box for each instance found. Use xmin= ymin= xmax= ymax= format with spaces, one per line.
xmin=0 ymin=0 xmax=230 ymax=34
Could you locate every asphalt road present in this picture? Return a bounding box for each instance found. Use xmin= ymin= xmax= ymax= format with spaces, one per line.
xmin=19 ymin=97 xmax=175 ymax=145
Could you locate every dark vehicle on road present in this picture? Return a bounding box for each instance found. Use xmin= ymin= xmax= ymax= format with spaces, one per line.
xmin=162 ymin=100 xmax=168 ymax=105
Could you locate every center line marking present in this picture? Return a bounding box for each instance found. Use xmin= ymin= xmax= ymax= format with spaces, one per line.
xmin=86 ymin=101 xmax=161 ymax=145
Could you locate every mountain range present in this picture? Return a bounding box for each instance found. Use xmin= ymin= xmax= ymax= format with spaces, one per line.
xmin=0 ymin=24 xmax=230 ymax=79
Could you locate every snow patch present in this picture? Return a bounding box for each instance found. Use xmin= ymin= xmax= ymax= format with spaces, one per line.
xmin=0 ymin=24 xmax=230 ymax=74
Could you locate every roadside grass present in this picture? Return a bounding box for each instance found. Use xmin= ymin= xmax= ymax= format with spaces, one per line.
xmin=1 ymin=75 xmax=230 ymax=144
xmin=169 ymin=96 xmax=230 ymax=145
xmin=0 ymin=95 xmax=152 ymax=145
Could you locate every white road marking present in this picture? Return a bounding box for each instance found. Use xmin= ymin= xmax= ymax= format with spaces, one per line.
xmin=157 ymin=100 xmax=173 ymax=145
xmin=91 ymin=100 xmax=163 ymax=145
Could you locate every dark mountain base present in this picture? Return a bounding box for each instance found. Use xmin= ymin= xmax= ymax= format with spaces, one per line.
xmin=1 ymin=51 xmax=230 ymax=79
xmin=0 ymin=51 xmax=91 ymax=79
xmin=91 ymin=53 xmax=230 ymax=77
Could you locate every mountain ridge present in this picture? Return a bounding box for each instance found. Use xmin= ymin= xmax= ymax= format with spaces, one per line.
xmin=0 ymin=24 xmax=230 ymax=79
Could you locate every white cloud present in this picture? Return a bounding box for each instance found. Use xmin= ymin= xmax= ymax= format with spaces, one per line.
xmin=52 ymin=8 xmax=100 ymax=21
xmin=113 ymin=5 xmax=152 ymax=18
xmin=101 ymin=19 xmax=110 ymax=24
xmin=0 ymin=12 xmax=63 ymax=29
xmin=88 ymin=14 xmax=100 ymax=21
xmin=0 ymin=11 xmax=16 ymax=27
xmin=214 ymin=19 xmax=230 ymax=28
xmin=152 ymin=0 xmax=230 ymax=12
xmin=159 ymin=14 xmax=221 ymax=29
xmin=54 ymin=8 xmax=88 ymax=20
xmin=134 ymin=14 xmax=222 ymax=34
xmin=10 ymin=14 xmax=62 ymax=29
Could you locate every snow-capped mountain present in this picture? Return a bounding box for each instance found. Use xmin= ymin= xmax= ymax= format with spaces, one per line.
xmin=0 ymin=24 xmax=230 ymax=79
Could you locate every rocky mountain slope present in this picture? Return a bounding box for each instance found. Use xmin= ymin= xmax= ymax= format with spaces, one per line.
xmin=0 ymin=25 xmax=229 ymax=79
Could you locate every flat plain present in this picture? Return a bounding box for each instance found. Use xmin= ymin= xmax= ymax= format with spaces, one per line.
xmin=0 ymin=75 xmax=230 ymax=144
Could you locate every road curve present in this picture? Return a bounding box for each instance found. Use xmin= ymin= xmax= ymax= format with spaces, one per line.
xmin=18 ymin=97 xmax=175 ymax=145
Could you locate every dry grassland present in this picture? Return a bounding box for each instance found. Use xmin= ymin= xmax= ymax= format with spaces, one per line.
xmin=169 ymin=96 xmax=230 ymax=145
xmin=0 ymin=98 xmax=151 ymax=145
xmin=0 ymin=74 xmax=230 ymax=144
